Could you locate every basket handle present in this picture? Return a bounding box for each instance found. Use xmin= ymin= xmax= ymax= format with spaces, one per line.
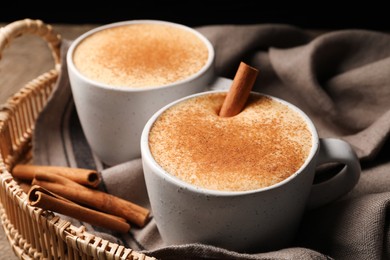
xmin=0 ymin=18 xmax=62 ymax=70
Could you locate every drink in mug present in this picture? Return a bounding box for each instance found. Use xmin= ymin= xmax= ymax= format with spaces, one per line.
xmin=149 ymin=92 xmax=312 ymax=192
xmin=72 ymin=23 xmax=209 ymax=88
xmin=67 ymin=20 xmax=216 ymax=166
xmin=141 ymin=90 xmax=361 ymax=252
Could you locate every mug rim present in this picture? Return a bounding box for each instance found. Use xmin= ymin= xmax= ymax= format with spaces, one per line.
xmin=141 ymin=90 xmax=320 ymax=197
xmin=66 ymin=19 xmax=215 ymax=92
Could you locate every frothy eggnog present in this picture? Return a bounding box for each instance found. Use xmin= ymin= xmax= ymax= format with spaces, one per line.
xmin=72 ymin=23 xmax=209 ymax=88
xmin=149 ymin=92 xmax=313 ymax=192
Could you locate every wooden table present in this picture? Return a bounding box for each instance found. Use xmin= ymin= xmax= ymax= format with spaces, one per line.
xmin=0 ymin=23 xmax=99 ymax=103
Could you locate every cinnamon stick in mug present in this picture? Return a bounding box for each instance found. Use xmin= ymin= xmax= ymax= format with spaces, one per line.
xmin=12 ymin=164 xmax=101 ymax=188
xmin=28 ymin=185 xmax=131 ymax=233
xmin=31 ymin=171 xmax=150 ymax=227
xmin=219 ymin=62 xmax=259 ymax=117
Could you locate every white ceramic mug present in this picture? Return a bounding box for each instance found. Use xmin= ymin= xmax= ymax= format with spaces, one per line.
xmin=141 ymin=90 xmax=361 ymax=252
xmin=67 ymin=20 xmax=218 ymax=166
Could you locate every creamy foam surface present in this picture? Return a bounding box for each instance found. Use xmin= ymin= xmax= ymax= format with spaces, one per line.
xmin=73 ymin=23 xmax=209 ymax=88
xmin=149 ymin=93 xmax=313 ymax=192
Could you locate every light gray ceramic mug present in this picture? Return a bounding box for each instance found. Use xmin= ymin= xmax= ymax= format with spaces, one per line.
xmin=141 ymin=90 xmax=361 ymax=252
xmin=67 ymin=20 xmax=218 ymax=166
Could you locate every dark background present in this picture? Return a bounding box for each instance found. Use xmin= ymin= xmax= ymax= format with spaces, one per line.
xmin=1 ymin=2 xmax=389 ymax=32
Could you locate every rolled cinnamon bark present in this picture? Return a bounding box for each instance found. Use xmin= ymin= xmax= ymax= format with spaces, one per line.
xmin=28 ymin=185 xmax=131 ymax=233
xmin=32 ymin=172 xmax=150 ymax=227
xmin=12 ymin=164 xmax=101 ymax=188
xmin=219 ymin=62 xmax=259 ymax=117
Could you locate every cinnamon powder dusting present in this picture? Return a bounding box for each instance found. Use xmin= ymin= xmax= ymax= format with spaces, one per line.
xmin=149 ymin=93 xmax=313 ymax=192
xmin=73 ymin=24 xmax=209 ymax=88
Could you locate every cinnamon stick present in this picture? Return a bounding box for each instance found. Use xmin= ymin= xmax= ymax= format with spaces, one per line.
xmin=31 ymin=171 xmax=150 ymax=227
xmin=219 ymin=62 xmax=259 ymax=117
xmin=28 ymin=185 xmax=130 ymax=233
xmin=12 ymin=164 xmax=101 ymax=188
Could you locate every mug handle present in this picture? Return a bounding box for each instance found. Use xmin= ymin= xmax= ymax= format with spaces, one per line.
xmin=307 ymin=138 xmax=361 ymax=210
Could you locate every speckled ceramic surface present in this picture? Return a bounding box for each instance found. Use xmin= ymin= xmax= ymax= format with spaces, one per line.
xmin=141 ymin=90 xmax=361 ymax=252
xmin=67 ymin=20 xmax=216 ymax=166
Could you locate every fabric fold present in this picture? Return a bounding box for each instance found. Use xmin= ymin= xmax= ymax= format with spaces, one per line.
xmin=269 ymin=29 xmax=390 ymax=160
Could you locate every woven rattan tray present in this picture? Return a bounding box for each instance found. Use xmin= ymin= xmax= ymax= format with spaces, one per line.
xmin=0 ymin=19 xmax=155 ymax=260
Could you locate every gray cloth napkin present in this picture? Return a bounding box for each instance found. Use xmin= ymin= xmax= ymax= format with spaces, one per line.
xmin=33 ymin=24 xmax=390 ymax=259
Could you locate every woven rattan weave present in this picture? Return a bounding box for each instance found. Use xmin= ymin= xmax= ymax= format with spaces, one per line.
xmin=0 ymin=19 xmax=155 ymax=260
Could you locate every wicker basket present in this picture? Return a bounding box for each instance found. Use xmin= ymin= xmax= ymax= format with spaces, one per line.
xmin=0 ymin=19 xmax=155 ymax=260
